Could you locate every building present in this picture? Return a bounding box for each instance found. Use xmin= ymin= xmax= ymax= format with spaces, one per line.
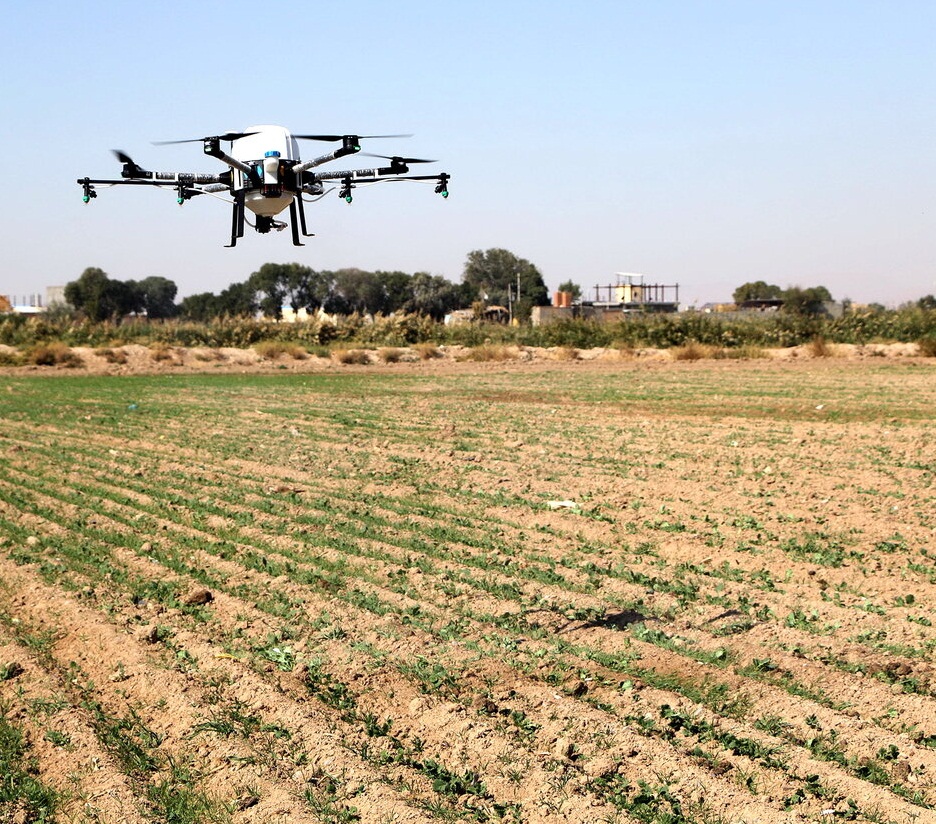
xmin=0 ymin=287 xmax=66 ymax=314
xmin=532 ymin=273 xmax=679 ymax=325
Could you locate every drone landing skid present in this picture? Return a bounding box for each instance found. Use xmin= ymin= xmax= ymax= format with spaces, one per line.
xmin=225 ymin=192 xmax=246 ymax=248
xmin=295 ymin=195 xmax=314 ymax=241
xmin=288 ymin=199 xmax=309 ymax=246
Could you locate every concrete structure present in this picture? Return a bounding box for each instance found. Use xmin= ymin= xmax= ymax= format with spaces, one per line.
xmin=1 ymin=287 xmax=66 ymax=314
xmin=591 ymin=273 xmax=679 ymax=313
xmin=532 ymin=273 xmax=679 ymax=325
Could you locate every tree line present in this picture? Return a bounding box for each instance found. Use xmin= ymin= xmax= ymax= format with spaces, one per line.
xmin=61 ymin=249 xmax=550 ymax=323
xmin=731 ymin=280 xmax=835 ymax=315
xmin=60 ymin=259 xmax=935 ymax=324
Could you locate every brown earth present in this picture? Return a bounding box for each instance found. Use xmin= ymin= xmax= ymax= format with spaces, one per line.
xmin=0 ymin=353 xmax=934 ymax=823
xmin=0 ymin=340 xmax=926 ymax=377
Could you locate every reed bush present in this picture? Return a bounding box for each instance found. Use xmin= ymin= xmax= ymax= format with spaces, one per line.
xmin=1 ymin=306 xmax=933 ymax=351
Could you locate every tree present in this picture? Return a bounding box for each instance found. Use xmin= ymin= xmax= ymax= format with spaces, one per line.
xmin=405 ymin=272 xmax=464 ymax=320
xmin=249 ymin=262 xmax=315 ymax=319
xmin=781 ymin=285 xmax=833 ymax=315
xmin=133 ymin=276 xmax=178 ymax=319
xmin=918 ymin=294 xmax=936 ymax=310
xmin=215 ymin=281 xmax=258 ymax=317
xmin=179 ymin=292 xmax=220 ymax=322
xmin=732 ymin=281 xmax=783 ymax=304
xmin=377 ymin=271 xmax=414 ymax=314
xmin=329 ymin=268 xmax=391 ymax=315
xmin=557 ymin=280 xmax=582 ymax=302
xmin=462 ymin=248 xmax=548 ymax=320
xmin=64 ymin=267 xmax=138 ymax=322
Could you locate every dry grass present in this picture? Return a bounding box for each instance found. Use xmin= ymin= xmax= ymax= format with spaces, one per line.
xmin=192 ymin=348 xmax=227 ymax=362
xmin=25 ymin=343 xmax=83 ymax=368
xmin=412 ymin=343 xmax=442 ymax=360
xmin=0 ymin=348 xmax=23 ymax=366
xmin=712 ymin=345 xmax=769 ymax=360
xmin=376 ymin=347 xmax=406 ymax=364
xmin=94 ymin=347 xmax=129 ymax=364
xmin=670 ymin=340 xmax=713 ymax=361
xmin=254 ymin=341 xmax=308 ymax=361
xmin=457 ymin=344 xmax=515 ymax=362
xmin=807 ymin=336 xmax=836 ymax=358
xmin=551 ymin=346 xmax=580 ymax=361
xmin=148 ymin=342 xmax=178 ymax=363
xmin=917 ymin=336 xmax=936 ymax=357
xmin=606 ymin=341 xmax=637 ymax=360
xmin=332 ymin=348 xmax=371 ymax=365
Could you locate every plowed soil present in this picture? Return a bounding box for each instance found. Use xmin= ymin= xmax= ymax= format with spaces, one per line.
xmin=1 ymin=353 xmax=934 ymax=824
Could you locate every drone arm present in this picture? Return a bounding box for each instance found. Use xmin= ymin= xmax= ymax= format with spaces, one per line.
xmin=202 ymin=138 xmax=257 ymax=181
xmin=76 ymin=174 xmax=230 ymax=207
xmin=291 ymin=136 xmax=362 ymax=173
xmin=78 ymin=172 xmax=222 ymax=186
xmin=292 ymin=147 xmax=359 ymax=174
xmin=151 ymin=171 xmax=222 ymax=184
xmin=312 ymin=166 xmax=400 ymax=181
xmin=309 ymin=169 xmax=450 ymax=196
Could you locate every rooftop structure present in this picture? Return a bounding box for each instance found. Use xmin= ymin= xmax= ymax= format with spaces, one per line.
xmin=591 ymin=273 xmax=679 ymax=312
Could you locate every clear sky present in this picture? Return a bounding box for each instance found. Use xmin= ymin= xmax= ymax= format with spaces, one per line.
xmin=3 ymin=1 xmax=935 ymax=307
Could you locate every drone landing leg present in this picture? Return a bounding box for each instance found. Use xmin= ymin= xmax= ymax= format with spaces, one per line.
xmin=288 ymin=199 xmax=305 ymax=247
xmin=225 ymin=192 xmax=245 ymax=247
xmin=296 ymin=194 xmax=314 ymax=238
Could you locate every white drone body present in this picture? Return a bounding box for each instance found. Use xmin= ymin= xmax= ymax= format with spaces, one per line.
xmin=78 ymin=125 xmax=450 ymax=246
xmin=233 ymin=125 xmax=301 ymax=219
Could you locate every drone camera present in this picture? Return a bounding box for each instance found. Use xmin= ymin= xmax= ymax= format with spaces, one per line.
xmin=435 ymin=173 xmax=450 ymax=198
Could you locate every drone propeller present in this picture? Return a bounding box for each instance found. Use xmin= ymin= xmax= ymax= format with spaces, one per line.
xmin=294 ymin=133 xmax=413 ymax=142
xmin=152 ymin=131 xmax=259 ymax=145
xmin=359 ymin=153 xmax=437 ymax=165
xmin=112 ymin=149 xmax=148 ymax=178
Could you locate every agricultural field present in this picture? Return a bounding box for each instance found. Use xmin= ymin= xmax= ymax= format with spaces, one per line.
xmin=0 ymin=356 xmax=934 ymax=824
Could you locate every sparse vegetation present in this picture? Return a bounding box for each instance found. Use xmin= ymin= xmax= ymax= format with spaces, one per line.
xmin=457 ymin=343 xmax=515 ymax=361
xmin=254 ymin=340 xmax=308 ymax=360
xmin=332 ymin=347 xmax=370 ymax=365
xmin=0 ymin=360 xmax=934 ymax=822
xmin=918 ymin=336 xmax=936 ymax=357
xmin=807 ymin=336 xmax=835 ymax=357
xmin=670 ymin=340 xmax=711 ymax=361
xmin=376 ymin=347 xmax=406 ymax=363
xmin=1 ymin=303 xmax=934 ymax=354
xmin=94 ymin=346 xmax=129 ymax=364
xmin=24 ymin=342 xmax=83 ymax=367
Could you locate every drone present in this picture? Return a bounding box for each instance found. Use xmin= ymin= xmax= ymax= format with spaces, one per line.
xmin=77 ymin=125 xmax=450 ymax=247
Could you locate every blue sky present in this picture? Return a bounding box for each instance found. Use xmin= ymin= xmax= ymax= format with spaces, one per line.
xmin=2 ymin=1 xmax=935 ymax=306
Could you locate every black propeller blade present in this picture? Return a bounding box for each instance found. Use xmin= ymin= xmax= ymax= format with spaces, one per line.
xmin=359 ymin=153 xmax=437 ymax=164
xmin=152 ymin=131 xmax=259 ymax=145
xmin=112 ymin=150 xmax=147 ymax=178
xmin=294 ymin=133 xmax=413 ymax=142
